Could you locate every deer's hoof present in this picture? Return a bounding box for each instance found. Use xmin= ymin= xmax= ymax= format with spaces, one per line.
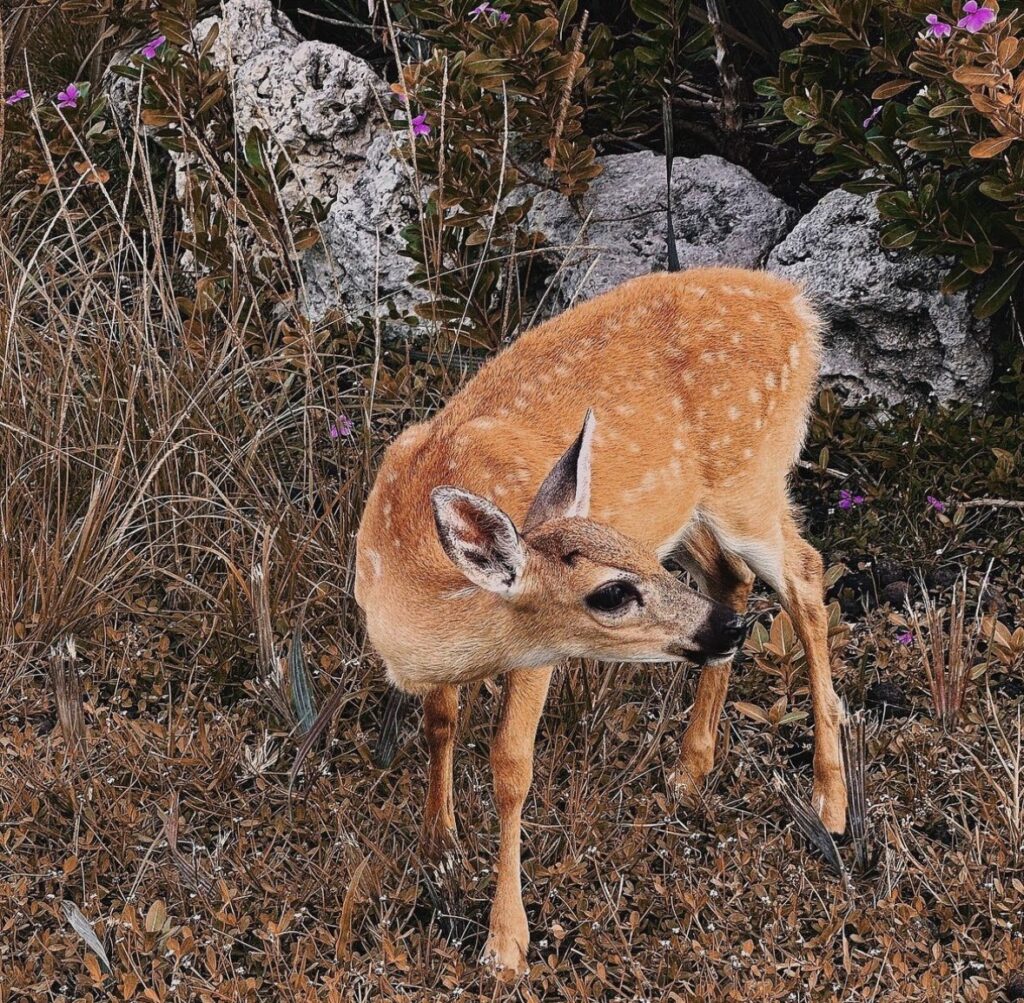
xmin=481 ymin=919 xmax=529 ymax=978
xmin=668 ymin=754 xmax=711 ymax=804
xmin=813 ymin=777 xmax=848 ymax=836
xmin=420 ymin=823 xmax=459 ymax=864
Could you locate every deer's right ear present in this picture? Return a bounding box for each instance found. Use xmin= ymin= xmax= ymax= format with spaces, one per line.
xmin=522 ymin=408 xmax=595 ymax=534
xmin=431 ymin=486 xmax=526 ymax=596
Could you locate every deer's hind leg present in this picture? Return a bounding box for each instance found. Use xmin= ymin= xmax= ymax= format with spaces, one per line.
xmin=669 ymin=523 xmax=754 ymax=799
xmin=703 ymin=504 xmax=848 ymax=834
xmin=422 ymin=684 xmax=460 ymax=859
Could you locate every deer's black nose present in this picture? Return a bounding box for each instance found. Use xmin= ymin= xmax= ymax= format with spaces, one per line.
xmin=722 ymin=613 xmax=748 ymax=649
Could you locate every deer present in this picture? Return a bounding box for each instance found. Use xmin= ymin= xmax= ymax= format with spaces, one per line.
xmin=354 ymin=265 xmax=847 ymax=976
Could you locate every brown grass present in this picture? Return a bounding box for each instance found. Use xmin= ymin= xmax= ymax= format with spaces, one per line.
xmin=3 ymin=116 xmax=1024 ymax=1003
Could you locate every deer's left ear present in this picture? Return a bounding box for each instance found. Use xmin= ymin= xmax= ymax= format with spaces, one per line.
xmin=522 ymin=409 xmax=595 ymax=534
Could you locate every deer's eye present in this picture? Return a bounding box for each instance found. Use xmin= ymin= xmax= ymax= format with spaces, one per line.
xmin=585 ymin=580 xmax=641 ymax=613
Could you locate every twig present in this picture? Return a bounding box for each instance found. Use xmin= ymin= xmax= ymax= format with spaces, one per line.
xmin=547 ymin=12 xmax=589 ymax=167
xmin=48 ymin=637 xmax=87 ymax=762
xmin=704 ymin=0 xmax=743 ymax=139
xmin=841 ymin=710 xmax=870 ymax=872
xmin=796 ymin=459 xmax=850 ymax=481
xmin=961 ymin=497 xmax=1024 ymax=509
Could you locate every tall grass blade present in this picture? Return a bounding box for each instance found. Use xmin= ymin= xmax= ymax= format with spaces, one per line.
xmin=289 ymin=620 xmax=317 ymax=735
xmin=62 ymin=901 xmax=113 ymax=974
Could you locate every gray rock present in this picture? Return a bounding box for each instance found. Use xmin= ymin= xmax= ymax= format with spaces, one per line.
xmin=201 ymin=0 xmax=392 ymax=206
xmin=531 ymin=151 xmax=797 ymax=308
xmin=202 ymin=0 xmax=421 ymax=322
xmin=767 ymin=190 xmax=992 ymax=405
xmin=108 ymin=0 xmax=419 ymax=323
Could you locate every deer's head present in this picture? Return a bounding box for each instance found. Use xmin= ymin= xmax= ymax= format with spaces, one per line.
xmin=431 ymin=411 xmax=747 ymax=668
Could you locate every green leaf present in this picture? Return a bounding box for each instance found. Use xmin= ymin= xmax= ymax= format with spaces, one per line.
xmin=879 ymin=221 xmax=919 ymax=250
xmin=961 ymin=241 xmax=994 ymax=274
xmin=974 ymin=256 xmax=1024 ymax=318
xmin=244 ymin=129 xmax=266 ymax=174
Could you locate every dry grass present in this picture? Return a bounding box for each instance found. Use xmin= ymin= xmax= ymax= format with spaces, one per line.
xmin=3 ymin=120 xmax=1024 ymax=1003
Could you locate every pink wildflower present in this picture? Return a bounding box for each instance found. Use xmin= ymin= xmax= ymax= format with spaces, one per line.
xmin=838 ymin=489 xmax=866 ymax=510
xmin=957 ymin=1 xmax=995 ymax=32
xmin=56 ymin=84 xmax=79 ymax=109
xmin=141 ymin=35 xmax=167 ymax=59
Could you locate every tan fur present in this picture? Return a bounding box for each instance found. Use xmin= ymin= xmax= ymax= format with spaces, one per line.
xmin=355 ymin=267 xmax=846 ymax=975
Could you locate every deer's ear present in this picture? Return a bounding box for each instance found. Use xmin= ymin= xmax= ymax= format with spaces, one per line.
xmin=431 ymin=486 xmax=526 ymax=596
xmin=522 ymin=409 xmax=595 ymax=534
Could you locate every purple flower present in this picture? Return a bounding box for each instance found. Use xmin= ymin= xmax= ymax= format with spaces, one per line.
xmin=469 ymin=2 xmax=510 ymax=20
xmin=56 ymin=84 xmax=79 ymax=109
xmin=896 ymin=630 xmax=913 ymax=645
xmin=329 ymin=415 xmax=354 ymax=439
xmin=838 ymin=489 xmax=866 ymax=510
xmin=926 ymin=495 xmax=946 ymax=513
xmin=863 ymin=106 xmax=882 ymax=129
xmin=957 ymin=1 xmax=995 ymax=32
xmin=141 ymin=35 xmax=167 ymax=59
xmin=925 ymin=13 xmax=952 ymax=36
xmin=5 ymin=88 xmax=29 ymax=106
xmin=411 ymin=112 xmax=431 ymax=137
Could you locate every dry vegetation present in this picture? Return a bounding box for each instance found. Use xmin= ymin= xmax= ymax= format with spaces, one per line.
xmin=3 ymin=84 xmax=1024 ymax=1003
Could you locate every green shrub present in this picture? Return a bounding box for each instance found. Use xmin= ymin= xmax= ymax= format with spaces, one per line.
xmin=390 ymin=0 xmax=728 ymax=349
xmin=760 ymin=0 xmax=1024 ymax=319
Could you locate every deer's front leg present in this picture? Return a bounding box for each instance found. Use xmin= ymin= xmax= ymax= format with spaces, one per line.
xmin=672 ymin=527 xmax=753 ymax=798
xmin=482 ymin=666 xmax=552 ymax=976
xmin=422 ymin=684 xmax=460 ymax=860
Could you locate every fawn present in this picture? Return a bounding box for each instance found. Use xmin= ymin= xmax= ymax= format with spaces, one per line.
xmin=354 ymin=266 xmax=847 ymax=975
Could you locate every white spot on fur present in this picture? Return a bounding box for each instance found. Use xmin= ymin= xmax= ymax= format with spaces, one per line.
xmin=748 ymin=386 xmax=761 ymax=404
xmin=742 ymin=447 xmax=753 ymax=460
xmin=366 ymin=549 xmax=382 ymax=577
xmin=765 ymin=372 xmax=777 ymax=391
xmin=727 ymin=405 xmax=740 ymax=421
xmin=789 ymin=342 xmax=801 ymax=365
